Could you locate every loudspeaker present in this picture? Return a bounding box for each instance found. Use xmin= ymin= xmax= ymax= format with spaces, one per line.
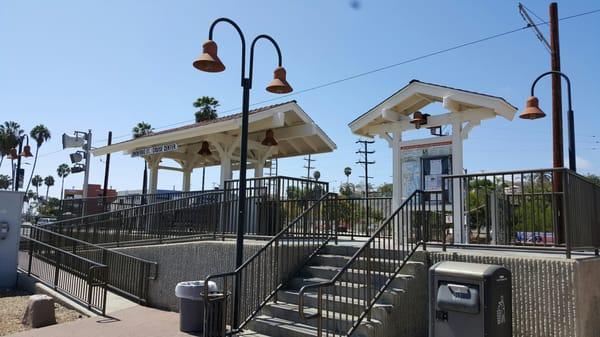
xmin=62 ymin=134 xmax=85 ymax=149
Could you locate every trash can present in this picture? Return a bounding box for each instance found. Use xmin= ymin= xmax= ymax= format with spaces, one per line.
xmin=175 ymin=280 xmax=226 ymax=334
xmin=429 ymin=261 xmax=511 ymax=337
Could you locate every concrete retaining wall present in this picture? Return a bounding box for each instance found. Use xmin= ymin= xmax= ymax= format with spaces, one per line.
xmin=428 ymin=251 xmax=600 ymax=337
xmin=115 ymin=240 xmax=266 ymax=311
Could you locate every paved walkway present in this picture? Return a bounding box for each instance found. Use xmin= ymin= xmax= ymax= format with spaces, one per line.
xmin=8 ymin=306 xmax=196 ymax=337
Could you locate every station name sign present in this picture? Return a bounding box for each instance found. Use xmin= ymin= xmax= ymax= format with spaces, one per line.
xmin=131 ymin=143 xmax=178 ymax=158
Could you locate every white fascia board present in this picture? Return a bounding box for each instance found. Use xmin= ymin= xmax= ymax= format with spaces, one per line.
xmin=399 ymin=135 xmax=453 ymax=148
xmin=291 ymin=102 xmax=337 ymax=151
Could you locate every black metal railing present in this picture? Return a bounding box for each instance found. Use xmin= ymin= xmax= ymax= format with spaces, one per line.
xmin=203 ymin=192 xmax=339 ymax=336
xmin=18 ymin=235 xmax=108 ymax=315
xmin=439 ymin=168 xmax=600 ymax=257
xmin=324 ymin=197 xmax=392 ymax=238
xmin=220 ymin=176 xmax=329 ymax=236
xmin=47 ymin=191 xmax=224 ymax=246
xmin=298 ymin=190 xmax=433 ymax=337
xmin=563 ymin=170 xmax=600 ymax=255
xmin=23 ymin=225 xmax=158 ymax=303
xmin=58 ymin=190 xmax=208 ymax=219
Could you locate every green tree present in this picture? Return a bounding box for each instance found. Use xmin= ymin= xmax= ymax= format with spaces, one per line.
xmin=0 ymin=121 xmax=24 ymax=170
xmin=344 ymin=167 xmax=352 ymax=184
xmin=31 ymin=174 xmax=43 ymax=198
xmin=132 ymin=122 xmax=154 ymax=196
xmin=44 ymin=175 xmax=55 ymax=200
xmin=25 ymin=124 xmax=51 ymax=192
xmin=57 ymin=164 xmax=70 ymax=199
xmin=0 ymin=174 xmax=11 ymax=189
xmin=586 ymin=174 xmax=600 ymax=185
xmin=376 ymin=183 xmax=393 ymax=197
xmin=193 ymin=96 xmax=219 ymax=122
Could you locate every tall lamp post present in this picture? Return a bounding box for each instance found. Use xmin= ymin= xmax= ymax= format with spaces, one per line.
xmin=9 ymin=135 xmax=33 ymax=191
xmin=193 ymin=17 xmax=293 ymax=326
xmin=521 ymin=70 xmax=576 ymax=171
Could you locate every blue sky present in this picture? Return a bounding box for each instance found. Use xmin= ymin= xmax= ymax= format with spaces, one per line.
xmin=1 ymin=0 xmax=599 ymax=197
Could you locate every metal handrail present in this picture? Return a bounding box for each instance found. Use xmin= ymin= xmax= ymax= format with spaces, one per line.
xmin=52 ymin=190 xmax=224 ymax=224
xmin=204 ymin=192 xmax=338 ymax=335
xmin=298 ymin=190 xmax=426 ymax=335
xmin=20 ymin=236 xmax=109 ymax=314
xmin=26 ymin=225 xmax=159 ymax=268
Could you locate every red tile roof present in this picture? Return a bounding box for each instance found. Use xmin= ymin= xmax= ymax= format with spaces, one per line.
xmin=127 ymin=100 xmax=296 ymax=142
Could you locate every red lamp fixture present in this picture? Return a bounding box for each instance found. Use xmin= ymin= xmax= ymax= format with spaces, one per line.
xmin=519 ymin=96 xmax=546 ymax=120
xmin=266 ymin=67 xmax=293 ymax=94
xmin=410 ymin=111 xmax=430 ymax=129
xmin=198 ymin=141 xmax=212 ymax=156
xmin=193 ymin=40 xmax=226 ymax=73
xmin=261 ymin=129 xmax=278 ymax=146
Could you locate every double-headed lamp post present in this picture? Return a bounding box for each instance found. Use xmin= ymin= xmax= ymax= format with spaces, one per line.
xmin=192 ymin=17 xmax=293 ymax=324
xmin=9 ymin=134 xmax=33 ymax=191
xmin=521 ymin=70 xmax=576 ymax=172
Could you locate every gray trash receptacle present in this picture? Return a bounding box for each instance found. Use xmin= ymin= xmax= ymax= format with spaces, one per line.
xmin=175 ymin=280 xmax=219 ymax=333
xmin=429 ymin=261 xmax=511 ymax=337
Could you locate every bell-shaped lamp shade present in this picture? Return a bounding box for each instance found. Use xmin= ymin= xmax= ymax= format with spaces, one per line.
xmin=519 ymin=96 xmax=546 ymax=120
xmin=8 ymin=148 xmax=18 ymax=159
xmin=261 ymin=129 xmax=278 ymax=146
xmin=198 ymin=141 xmax=212 ymax=156
xmin=20 ymin=145 xmax=33 ymax=158
xmin=193 ymin=40 xmax=226 ymax=73
xmin=410 ymin=111 xmax=428 ymax=129
xmin=266 ymin=67 xmax=293 ymax=94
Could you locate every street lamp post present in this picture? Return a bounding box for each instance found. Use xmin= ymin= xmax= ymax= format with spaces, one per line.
xmin=193 ymin=17 xmax=293 ymax=327
xmin=11 ymin=135 xmax=33 ymax=192
xmin=521 ymin=70 xmax=576 ymax=171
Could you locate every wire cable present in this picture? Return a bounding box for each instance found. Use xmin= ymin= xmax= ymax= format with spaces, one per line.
xmin=38 ymin=7 xmax=600 ymax=158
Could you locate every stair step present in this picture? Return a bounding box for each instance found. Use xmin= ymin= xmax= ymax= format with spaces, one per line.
xmin=263 ymin=301 xmax=358 ymax=333
xmin=310 ymin=254 xmax=415 ymax=272
xmin=247 ymin=314 xmax=332 ymax=337
xmin=277 ymin=289 xmax=367 ymax=316
xmin=234 ymin=330 xmax=271 ymax=337
xmin=301 ymin=265 xmax=415 ymax=288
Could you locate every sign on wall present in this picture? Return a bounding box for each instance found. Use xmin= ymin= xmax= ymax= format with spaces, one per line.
xmin=400 ymin=139 xmax=452 ymax=199
xmin=131 ymin=143 xmax=178 ymax=158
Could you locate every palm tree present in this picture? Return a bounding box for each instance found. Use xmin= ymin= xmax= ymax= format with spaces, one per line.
xmin=313 ymin=170 xmax=321 ymax=181
xmin=344 ymin=167 xmax=352 ymax=184
xmin=193 ymin=96 xmax=219 ymax=122
xmin=44 ymin=175 xmax=55 ymax=200
xmin=57 ymin=164 xmax=70 ymax=200
xmin=25 ymin=124 xmax=51 ymax=193
xmin=0 ymin=174 xmax=11 ymax=190
xmin=132 ymin=122 xmax=154 ymax=196
xmin=0 ymin=121 xmax=24 ymax=170
xmin=31 ymin=175 xmax=43 ymax=199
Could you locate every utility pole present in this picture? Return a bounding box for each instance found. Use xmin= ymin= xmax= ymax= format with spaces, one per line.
xmin=356 ymin=139 xmax=375 ymax=234
xmin=518 ymin=2 xmax=565 ymax=243
xmin=201 ymin=166 xmax=206 ymax=191
xmin=303 ymin=154 xmax=315 ymax=180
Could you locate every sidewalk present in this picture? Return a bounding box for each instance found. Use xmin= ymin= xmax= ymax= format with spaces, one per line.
xmin=7 ymin=306 xmax=194 ymax=337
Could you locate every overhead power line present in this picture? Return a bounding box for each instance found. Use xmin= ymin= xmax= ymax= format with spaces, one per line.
xmin=38 ymin=7 xmax=600 ymax=159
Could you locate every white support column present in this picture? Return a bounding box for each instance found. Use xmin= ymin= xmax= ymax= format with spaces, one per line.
xmin=182 ymin=169 xmax=192 ymax=192
xmin=381 ymin=131 xmax=403 ymax=210
xmin=220 ymin=156 xmax=232 ymax=188
xmin=451 ymin=116 xmax=465 ymax=244
xmin=254 ymin=161 xmax=264 ymax=178
xmin=391 ymin=131 xmax=403 ymax=210
xmin=147 ymin=156 xmax=160 ymax=194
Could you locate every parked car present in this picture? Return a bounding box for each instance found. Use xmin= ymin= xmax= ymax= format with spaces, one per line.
xmin=37 ymin=217 xmax=57 ymax=226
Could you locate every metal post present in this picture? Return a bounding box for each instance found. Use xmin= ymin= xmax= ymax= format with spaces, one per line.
xmin=14 ymin=140 xmax=23 ymax=191
xmin=81 ymin=130 xmax=92 ymax=217
xmin=102 ymin=131 xmax=112 ymax=210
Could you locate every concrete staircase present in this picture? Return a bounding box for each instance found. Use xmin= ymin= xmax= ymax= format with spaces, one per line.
xmin=240 ymin=243 xmax=427 ymax=337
